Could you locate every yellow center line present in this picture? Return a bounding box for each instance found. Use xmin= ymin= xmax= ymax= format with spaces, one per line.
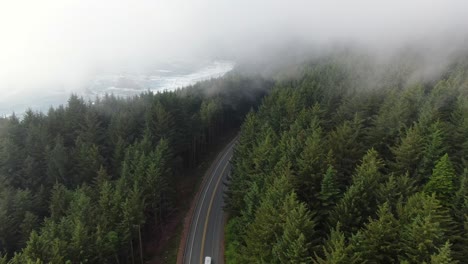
xmin=199 ymin=157 xmax=230 ymax=264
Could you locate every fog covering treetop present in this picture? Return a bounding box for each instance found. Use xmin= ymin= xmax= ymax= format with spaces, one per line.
xmin=225 ymin=53 xmax=468 ymax=263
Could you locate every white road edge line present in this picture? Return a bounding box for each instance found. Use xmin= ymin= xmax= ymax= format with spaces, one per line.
xmin=186 ymin=142 xmax=234 ymax=263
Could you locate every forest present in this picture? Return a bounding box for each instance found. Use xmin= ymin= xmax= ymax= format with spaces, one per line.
xmin=0 ymin=74 xmax=271 ymax=263
xmin=225 ymin=53 xmax=468 ymax=263
xmin=1 ymin=49 xmax=468 ymax=264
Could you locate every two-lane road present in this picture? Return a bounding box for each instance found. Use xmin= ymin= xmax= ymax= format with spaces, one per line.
xmin=183 ymin=138 xmax=236 ymax=264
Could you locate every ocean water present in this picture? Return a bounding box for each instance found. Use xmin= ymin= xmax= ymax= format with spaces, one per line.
xmin=0 ymin=61 xmax=234 ymax=117
xmin=85 ymin=60 xmax=234 ymax=97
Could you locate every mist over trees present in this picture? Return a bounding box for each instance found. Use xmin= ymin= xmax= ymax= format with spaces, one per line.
xmin=1 ymin=45 xmax=468 ymax=263
xmin=0 ymin=74 xmax=271 ymax=263
xmin=225 ymin=52 xmax=468 ymax=263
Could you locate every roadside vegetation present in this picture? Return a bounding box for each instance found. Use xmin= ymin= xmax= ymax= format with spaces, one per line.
xmin=0 ymin=74 xmax=271 ymax=263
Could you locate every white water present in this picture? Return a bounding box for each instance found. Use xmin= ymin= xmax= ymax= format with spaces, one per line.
xmin=0 ymin=60 xmax=234 ymax=117
xmin=86 ymin=61 xmax=234 ymax=97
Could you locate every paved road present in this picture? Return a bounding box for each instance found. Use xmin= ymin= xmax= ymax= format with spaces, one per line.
xmin=183 ymin=138 xmax=236 ymax=264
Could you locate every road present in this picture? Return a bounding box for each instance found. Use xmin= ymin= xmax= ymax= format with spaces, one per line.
xmin=183 ymin=138 xmax=236 ymax=264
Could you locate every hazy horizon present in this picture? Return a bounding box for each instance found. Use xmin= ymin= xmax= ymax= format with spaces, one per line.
xmin=1 ymin=0 xmax=468 ymax=114
xmin=0 ymin=60 xmax=234 ymax=116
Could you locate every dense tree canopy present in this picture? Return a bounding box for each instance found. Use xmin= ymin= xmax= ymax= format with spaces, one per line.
xmin=2 ymin=50 xmax=468 ymax=263
xmin=0 ymin=74 xmax=272 ymax=263
xmin=225 ymin=54 xmax=468 ymax=263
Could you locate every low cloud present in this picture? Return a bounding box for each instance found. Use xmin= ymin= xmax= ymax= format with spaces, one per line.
xmin=1 ymin=0 xmax=468 ymax=104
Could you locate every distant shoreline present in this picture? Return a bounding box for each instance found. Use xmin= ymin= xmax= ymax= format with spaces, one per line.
xmin=0 ymin=60 xmax=235 ymax=117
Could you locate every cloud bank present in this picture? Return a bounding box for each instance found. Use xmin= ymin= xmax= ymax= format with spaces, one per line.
xmin=1 ymin=0 xmax=468 ymax=104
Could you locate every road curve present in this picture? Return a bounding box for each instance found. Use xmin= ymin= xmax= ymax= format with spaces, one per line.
xmin=183 ymin=138 xmax=236 ymax=264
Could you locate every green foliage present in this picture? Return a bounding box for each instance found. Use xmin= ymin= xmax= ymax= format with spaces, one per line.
xmin=0 ymin=74 xmax=270 ymax=262
xmin=418 ymin=121 xmax=447 ymax=181
xmin=313 ymin=225 xmax=355 ymax=264
xmin=296 ymin=123 xmax=327 ymax=208
xmin=424 ymin=154 xmax=457 ymax=206
xmin=329 ymin=149 xmax=385 ymax=235
xmin=397 ymin=193 xmax=455 ymax=263
xmin=4 ymin=50 xmax=468 ymax=263
xmin=429 ymin=241 xmax=458 ymax=264
xmin=225 ymin=55 xmax=468 ymax=263
xmin=242 ymin=175 xmax=294 ymax=262
xmin=391 ymin=124 xmax=425 ymax=179
xmin=272 ymin=192 xmax=317 ymax=263
xmin=46 ymin=136 xmax=68 ymax=185
xmin=350 ymin=203 xmax=400 ymax=263
xmin=376 ymin=173 xmax=416 ymax=208
xmin=327 ymin=115 xmax=366 ymax=187
xmin=319 ymin=165 xmax=341 ymax=215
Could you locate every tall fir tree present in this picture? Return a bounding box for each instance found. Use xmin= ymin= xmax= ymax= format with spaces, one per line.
xmin=424 ymin=154 xmax=457 ymax=207
xmin=272 ymin=192 xmax=317 ymax=263
xmin=329 ymin=149 xmax=384 ymax=235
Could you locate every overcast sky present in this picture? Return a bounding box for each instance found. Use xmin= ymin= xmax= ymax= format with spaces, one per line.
xmin=1 ymin=0 xmax=468 ymax=103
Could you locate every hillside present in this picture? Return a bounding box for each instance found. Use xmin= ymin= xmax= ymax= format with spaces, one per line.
xmin=225 ymin=54 xmax=468 ymax=263
xmin=0 ymin=74 xmax=271 ymax=263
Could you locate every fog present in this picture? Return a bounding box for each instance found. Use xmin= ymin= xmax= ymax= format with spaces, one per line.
xmin=1 ymin=0 xmax=468 ymax=112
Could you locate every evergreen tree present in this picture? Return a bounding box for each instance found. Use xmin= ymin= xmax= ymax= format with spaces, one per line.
xmin=429 ymin=241 xmax=457 ymax=264
xmin=225 ymin=112 xmax=259 ymax=215
xmin=376 ymin=173 xmax=416 ymax=208
xmin=318 ymin=165 xmax=341 ymax=233
xmin=424 ymin=154 xmax=457 ymax=206
xmin=350 ymin=203 xmax=400 ymax=263
xmin=391 ymin=124 xmax=425 ymax=180
xmin=319 ymin=165 xmax=341 ymax=211
xmin=46 ymin=136 xmax=68 ymax=186
xmin=296 ymin=124 xmax=326 ymax=208
xmin=418 ymin=121 xmax=447 ymax=181
xmin=329 ymin=149 xmax=384 ymax=235
xmin=327 ymin=116 xmax=365 ymax=187
xmin=398 ymin=193 xmax=455 ymax=263
xmin=313 ymin=225 xmax=355 ymax=264
xmin=242 ymin=174 xmax=293 ymax=263
xmin=72 ymin=137 xmax=103 ymax=186
xmin=272 ymin=192 xmax=317 ymax=263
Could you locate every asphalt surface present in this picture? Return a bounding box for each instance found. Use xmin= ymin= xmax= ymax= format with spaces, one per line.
xmin=183 ymin=139 xmax=236 ymax=264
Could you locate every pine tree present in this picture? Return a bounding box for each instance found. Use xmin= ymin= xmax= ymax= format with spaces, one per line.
xmin=424 ymin=154 xmax=456 ymax=206
xmin=402 ymin=214 xmax=444 ymax=263
xmin=0 ymin=253 xmax=6 ymax=264
xmin=391 ymin=124 xmax=425 ymax=179
xmin=49 ymin=184 xmax=72 ymax=222
xmin=148 ymin=101 xmax=176 ymax=145
xmin=398 ymin=193 xmax=455 ymax=263
xmin=450 ymin=169 xmax=468 ymax=261
xmin=79 ymin=109 xmax=105 ymax=148
xmin=313 ymin=225 xmax=355 ymax=264
xmin=72 ymin=137 xmax=103 ymax=185
xmin=272 ymin=192 xmax=317 ymax=263
xmin=350 ymin=203 xmax=400 ymax=263
xmin=229 ymin=125 xmax=280 ymax=218
xmin=225 ymin=111 xmax=259 ymax=215
xmin=429 ymin=241 xmax=458 ymax=264
xmin=418 ymin=121 xmax=447 ymax=182
xmin=93 ymin=166 xmax=110 ymax=187
xmin=318 ymin=165 xmax=341 ymax=233
xmin=111 ymin=137 xmax=126 ymax=177
xmin=242 ymin=174 xmax=293 ymax=263
xmin=329 ymin=149 xmax=384 ymax=235
xmin=19 ymin=212 xmax=38 ymax=247
xmin=296 ymin=125 xmax=326 ymax=208
xmin=327 ymin=117 xmax=365 ymax=187
xmin=319 ymin=165 xmax=341 ymax=211
xmin=46 ymin=136 xmax=68 ymax=185
xmin=447 ymin=97 xmax=468 ymax=170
